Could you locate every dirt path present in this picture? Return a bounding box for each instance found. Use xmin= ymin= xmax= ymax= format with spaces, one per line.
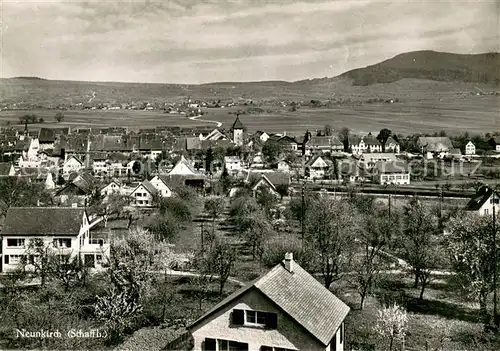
xmin=188 ymin=114 xmax=223 ymax=128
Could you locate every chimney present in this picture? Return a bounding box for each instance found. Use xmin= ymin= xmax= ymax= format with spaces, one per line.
xmin=284 ymin=252 xmax=294 ymax=272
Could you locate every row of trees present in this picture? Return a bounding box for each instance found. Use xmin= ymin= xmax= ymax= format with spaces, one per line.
xmin=17 ymin=112 xmax=65 ymax=126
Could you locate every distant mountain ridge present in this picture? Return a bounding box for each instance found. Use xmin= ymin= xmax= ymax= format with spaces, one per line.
xmin=337 ymin=50 xmax=500 ymax=86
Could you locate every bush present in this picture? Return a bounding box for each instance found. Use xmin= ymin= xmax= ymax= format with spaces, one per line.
xmin=262 ymin=235 xmax=310 ymax=269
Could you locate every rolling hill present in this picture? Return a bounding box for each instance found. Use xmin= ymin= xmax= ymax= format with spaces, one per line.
xmin=338 ymin=50 xmax=500 ymax=86
xmin=0 ymin=51 xmax=498 ymax=108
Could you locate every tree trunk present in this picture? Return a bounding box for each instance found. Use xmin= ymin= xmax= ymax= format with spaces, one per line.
xmin=413 ymin=271 xmax=419 ymax=288
xmin=360 ymin=293 xmax=366 ymax=310
xmin=479 ymin=295 xmax=489 ymax=325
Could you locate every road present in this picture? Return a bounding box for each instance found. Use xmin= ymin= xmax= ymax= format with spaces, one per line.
xmin=188 ymin=114 xmax=223 ymax=128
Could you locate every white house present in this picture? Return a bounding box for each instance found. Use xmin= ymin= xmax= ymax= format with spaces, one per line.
xmin=465 ymin=141 xmax=476 ymax=155
xmin=100 ymin=179 xmax=126 ymax=197
xmin=417 ymin=137 xmax=453 ymax=159
xmin=384 ymin=136 xmax=401 ymax=153
xmin=305 ymin=155 xmax=332 ymax=180
xmin=45 ymin=172 xmax=56 ymax=190
xmin=359 ymin=153 xmax=399 ymax=169
xmin=277 ymin=160 xmax=290 ymax=173
xmin=63 ymin=155 xmax=85 ymax=178
xmin=465 ymin=186 xmax=500 ymax=216
xmin=169 ymin=155 xmax=198 ymax=176
xmin=149 ymin=175 xmax=173 ymax=198
xmin=373 ymin=161 xmax=410 ymax=185
xmin=224 ymin=156 xmax=242 ymax=175
xmin=1 ymin=207 xmax=106 ymax=273
xmin=186 ymin=253 xmax=349 ymax=351
xmin=130 ymin=180 xmax=158 ymax=207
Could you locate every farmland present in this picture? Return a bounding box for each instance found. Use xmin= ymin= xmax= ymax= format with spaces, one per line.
xmin=1 ymin=93 xmax=498 ymax=135
xmin=0 ymin=75 xmax=498 ymax=135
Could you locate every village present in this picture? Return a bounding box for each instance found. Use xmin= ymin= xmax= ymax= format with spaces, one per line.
xmin=0 ymin=110 xmax=500 ymax=350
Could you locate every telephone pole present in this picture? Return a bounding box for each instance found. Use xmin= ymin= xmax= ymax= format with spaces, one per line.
xmin=301 ymin=181 xmax=305 ymax=246
xmin=493 ymin=190 xmax=498 ymax=328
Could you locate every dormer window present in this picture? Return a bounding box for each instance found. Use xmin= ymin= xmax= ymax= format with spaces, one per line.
xmin=245 ymin=310 xmax=267 ymax=326
xmin=231 ymin=309 xmax=277 ymax=329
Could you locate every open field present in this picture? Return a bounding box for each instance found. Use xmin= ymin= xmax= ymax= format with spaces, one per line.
xmin=1 ymin=93 xmax=498 ymax=135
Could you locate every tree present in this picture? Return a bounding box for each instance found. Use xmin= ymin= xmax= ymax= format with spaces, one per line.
xmin=397 ymin=198 xmax=440 ymax=299
xmin=98 ymin=228 xmax=171 ymax=342
xmin=206 ymin=239 xmax=237 ymax=296
xmin=324 ymin=124 xmax=333 ymax=136
xmin=338 ymin=127 xmax=350 ymax=152
xmin=204 ymin=197 xmax=226 ymax=233
xmin=255 ymin=186 xmax=278 ymax=219
xmin=262 ymin=140 xmax=282 ymax=165
xmin=219 ymin=167 xmax=233 ymax=195
xmin=275 ymin=184 xmax=289 ymax=200
xmin=374 ymin=303 xmax=408 ymax=351
xmin=305 ymin=198 xmax=357 ymax=288
xmin=149 ymin=213 xmax=180 ymax=242
xmin=38 ymin=117 xmax=44 ymax=123
xmin=354 ymin=206 xmax=394 ymax=309
xmin=446 ymin=212 xmax=498 ymax=324
xmin=0 ymin=178 xmax=51 ymax=218
xmin=377 ymin=128 xmax=392 ymax=151
xmin=55 ymin=112 xmax=64 ymax=123
xmin=158 ymin=197 xmax=192 ymax=223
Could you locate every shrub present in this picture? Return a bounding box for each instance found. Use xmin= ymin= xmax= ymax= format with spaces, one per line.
xmin=262 ymin=235 xmax=311 ymax=269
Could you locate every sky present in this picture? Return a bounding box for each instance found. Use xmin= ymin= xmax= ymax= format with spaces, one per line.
xmin=1 ymin=0 xmax=498 ymax=84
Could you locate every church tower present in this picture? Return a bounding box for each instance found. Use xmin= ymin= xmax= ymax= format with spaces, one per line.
xmin=231 ymin=115 xmax=244 ymax=146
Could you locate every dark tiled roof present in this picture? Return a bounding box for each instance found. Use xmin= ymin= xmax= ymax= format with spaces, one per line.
xmin=188 ymin=257 xmax=350 ymax=346
xmin=305 ymin=154 xmax=333 ymax=167
xmin=363 ymin=136 xmax=380 ymax=146
xmin=417 ymin=137 xmax=453 ymax=152
xmin=1 ymin=207 xmax=85 ymax=236
xmin=374 ymin=160 xmax=409 ymax=173
xmin=0 ymin=162 xmax=13 ymax=176
xmin=231 ymin=116 xmax=244 ymax=130
xmin=39 ymin=128 xmax=69 ymax=143
xmin=465 ymin=186 xmax=497 ymax=211
xmin=247 ymin=171 xmax=291 ymax=187
xmin=186 ymin=137 xmax=202 ymax=150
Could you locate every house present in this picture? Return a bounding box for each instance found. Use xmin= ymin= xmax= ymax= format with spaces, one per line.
xmin=276 ymin=135 xmax=299 ymax=153
xmin=55 ymin=172 xmax=97 ymax=206
xmin=0 ymin=162 xmax=15 ymax=177
xmin=254 ymin=131 xmax=270 ymax=143
xmin=303 ymin=136 xmax=343 ymax=155
xmin=277 ymin=160 xmax=290 ymax=173
xmin=149 ymin=175 xmax=174 ymax=198
xmin=224 ymin=156 xmax=242 ymax=175
xmin=169 ymin=155 xmax=199 ymax=176
xmin=38 ymin=128 xmax=69 ymax=150
xmin=44 ymin=172 xmax=56 ymax=190
xmin=246 ymin=171 xmax=291 ymax=197
xmin=384 ymin=136 xmax=401 ymax=153
xmin=465 ymin=186 xmax=500 ymax=216
xmin=450 ymin=148 xmax=463 ymax=159
xmin=100 ymin=178 xmax=125 ymax=197
xmin=417 ymin=137 xmax=453 ymax=159
xmin=465 ymin=141 xmax=476 ymax=155
xmin=0 ymin=207 xmax=106 ymax=273
xmin=358 ymin=153 xmax=399 ymax=169
xmin=373 ymin=160 xmax=410 ymax=185
xmin=130 ymin=180 xmax=158 ymax=207
xmin=305 ymin=155 xmax=333 ymax=180
xmin=232 ymin=116 xmax=245 ymax=146
xmin=489 ymin=137 xmax=500 ymax=152
xmin=187 ymin=253 xmax=349 ymax=351
xmin=203 ymin=129 xmax=229 ymax=142
xmin=63 ymin=155 xmax=85 ymax=178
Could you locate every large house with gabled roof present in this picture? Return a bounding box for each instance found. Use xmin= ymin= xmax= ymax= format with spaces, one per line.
xmin=0 ymin=207 xmax=106 ymax=272
xmin=465 ymin=186 xmax=500 ymax=216
xmin=130 ymin=179 xmax=158 ymax=207
xmin=186 ymin=253 xmax=349 ymax=351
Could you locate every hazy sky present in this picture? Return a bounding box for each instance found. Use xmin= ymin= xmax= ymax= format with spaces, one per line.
xmin=1 ymin=0 xmax=498 ymax=84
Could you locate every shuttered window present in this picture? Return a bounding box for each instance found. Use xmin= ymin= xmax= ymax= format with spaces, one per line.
xmin=231 ymin=309 xmax=245 ymax=325
xmin=204 ymin=338 xmax=216 ymax=351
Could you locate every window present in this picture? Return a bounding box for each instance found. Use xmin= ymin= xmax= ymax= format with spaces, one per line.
xmin=245 ymin=310 xmax=267 ymax=326
xmin=7 ymin=238 xmax=25 ymax=247
xmin=485 ymin=209 xmax=490 ymax=215
xmin=53 ymin=238 xmax=72 ymax=248
xmin=4 ymin=255 xmax=9 ymax=264
xmin=9 ymin=255 xmax=23 ymax=264
xmin=217 ymin=339 xmax=249 ymax=351
xmin=261 ymin=347 xmax=294 ymax=351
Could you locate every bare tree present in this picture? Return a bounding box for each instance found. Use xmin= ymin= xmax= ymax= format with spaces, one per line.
xmin=305 ymin=198 xmax=357 ymax=288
